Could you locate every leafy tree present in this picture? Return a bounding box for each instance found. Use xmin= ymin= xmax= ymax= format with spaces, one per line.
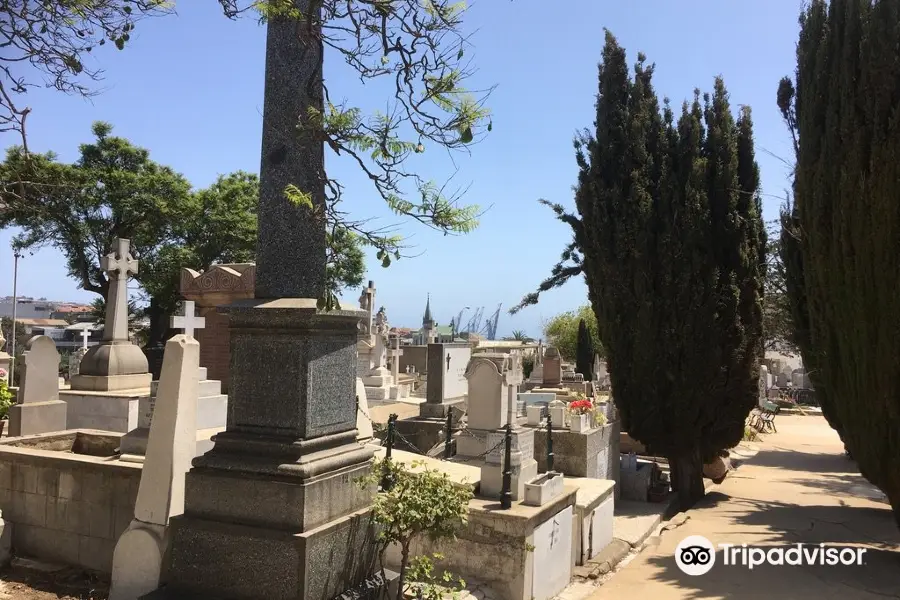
xmin=1 ymin=124 xmax=368 ymax=345
xmin=0 ymin=1 xmax=171 ymax=153
xmin=359 ymin=459 xmax=471 ymax=600
xmin=779 ymin=0 xmax=900 ymax=524
xmin=1 ymin=121 xmax=191 ymax=300
xmin=763 ymin=227 xmax=797 ymax=354
xmin=510 ymin=330 xmax=530 ymax=341
xmin=1 ymin=317 xmax=30 ymax=386
xmin=516 ymin=33 xmax=765 ymax=508
xmin=575 ymin=318 xmax=594 ymax=380
xmin=541 ymin=306 xmax=601 ymax=362
xmin=4 ymin=1 xmax=492 ymax=308
xmin=87 ymin=297 xmax=144 ymax=326
xmin=221 ymin=0 xmax=491 ymax=308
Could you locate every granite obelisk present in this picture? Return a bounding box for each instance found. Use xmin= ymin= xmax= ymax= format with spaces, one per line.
xmin=151 ymin=3 xmax=379 ymax=599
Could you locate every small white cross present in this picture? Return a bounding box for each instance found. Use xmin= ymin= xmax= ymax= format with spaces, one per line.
xmin=80 ymin=328 xmax=90 ymax=350
xmin=170 ymin=300 xmax=206 ymax=338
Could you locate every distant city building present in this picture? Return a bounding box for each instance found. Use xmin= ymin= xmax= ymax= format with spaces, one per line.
xmin=0 ymin=297 xmax=92 ymax=321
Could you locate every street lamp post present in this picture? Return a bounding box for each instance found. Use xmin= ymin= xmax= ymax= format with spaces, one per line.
xmin=9 ymin=249 xmax=21 ymax=383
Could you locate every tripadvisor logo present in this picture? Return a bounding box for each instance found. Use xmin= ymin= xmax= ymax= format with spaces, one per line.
xmin=675 ymin=535 xmax=867 ymax=575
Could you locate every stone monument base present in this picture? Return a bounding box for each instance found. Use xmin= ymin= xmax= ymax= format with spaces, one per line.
xmin=365 ymin=382 xmax=412 ymax=404
xmin=71 ymin=373 xmax=152 ymax=392
xmin=61 ymin=388 xmax=149 ymax=433
xmin=119 ymin=427 xmax=225 ymax=464
xmin=152 ymin=505 xmax=379 ymax=600
xmin=384 ymin=492 xmax=576 ymax=600
xmin=7 ymin=400 xmax=68 ymax=437
xmin=480 ymin=458 xmax=538 ymax=501
xmin=110 ymin=520 xmax=167 ymax=600
xmin=418 ymin=398 xmax=465 ymax=419
xmin=567 ymin=478 xmax=615 ymax=566
xmin=533 ymin=422 xmax=619 ymax=481
xmin=119 ymin=371 xmax=227 ymax=461
xmin=456 ymin=428 xmax=489 ymax=458
xmin=480 ymin=427 xmax=537 ymax=501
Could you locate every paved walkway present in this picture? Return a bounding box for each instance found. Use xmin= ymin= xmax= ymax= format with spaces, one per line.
xmin=588 ymin=415 xmax=900 ymax=600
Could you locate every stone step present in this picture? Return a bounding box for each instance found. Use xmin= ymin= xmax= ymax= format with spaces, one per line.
xmin=197 ymin=394 xmax=228 ymax=430
xmin=198 ymin=366 xmax=207 ymax=380
xmin=198 ymin=379 xmax=222 ymax=398
xmin=120 ymin=426 xmax=225 ymax=463
xmin=150 ymin=378 xmax=222 ymax=399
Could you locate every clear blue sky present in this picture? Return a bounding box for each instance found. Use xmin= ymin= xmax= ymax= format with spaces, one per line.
xmin=0 ymin=0 xmax=802 ymax=338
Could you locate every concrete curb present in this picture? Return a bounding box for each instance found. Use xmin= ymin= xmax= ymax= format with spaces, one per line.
xmin=575 ymin=539 xmax=632 ymax=579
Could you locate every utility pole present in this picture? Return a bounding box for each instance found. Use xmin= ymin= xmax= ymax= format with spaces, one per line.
xmin=9 ymin=249 xmax=21 ymax=383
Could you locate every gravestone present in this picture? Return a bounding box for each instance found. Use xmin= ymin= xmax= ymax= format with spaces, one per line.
xmin=792 ymin=368 xmax=808 ymax=389
xmin=68 ymin=329 xmax=92 ymax=378
xmin=357 ymin=296 xmax=408 ymax=403
xmin=120 ymin=302 xmax=227 ymax=462
xmin=543 ymin=347 xmax=562 ymax=387
xmin=528 ymin=340 xmax=544 ymax=384
xmin=110 ymin=335 xmax=199 ymax=600
xmin=758 ymin=365 xmax=769 ymax=407
xmin=470 ymin=353 xmax=538 ymax=500
xmin=390 ymin=335 xmax=402 ymax=383
xmin=548 ymin=399 xmax=567 ymax=429
xmin=8 ymin=336 xmax=67 ymax=436
xmin=419 ymin=342 xmax=471 ymax=418
xmin=72 ymin=238 xmax=151 ymax=392
xmin=150 ymin=8 xmax=383 ymax=599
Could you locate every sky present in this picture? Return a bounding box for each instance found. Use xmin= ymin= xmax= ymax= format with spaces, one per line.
xmin=0 ymin=0 xmax=802 ymax=338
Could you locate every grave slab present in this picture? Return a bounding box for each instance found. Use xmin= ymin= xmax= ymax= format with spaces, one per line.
xmin=8 ymin=336 xmax=67 ymax=437
xmin=110 ymin=335 xmax=199 ymax=600
xmin=386 ymin=489 xmax=577 ymax=600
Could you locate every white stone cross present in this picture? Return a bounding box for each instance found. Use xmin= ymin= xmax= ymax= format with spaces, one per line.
xmin=170 ymin=301 xmax=206 ymax=339
xmin=80 ymin=328 xmax=90 ymax=350
xmin=101 ymin=238 xmax=139 ymax=342
xmin=390 ymin=335 xmax=403 ymax=381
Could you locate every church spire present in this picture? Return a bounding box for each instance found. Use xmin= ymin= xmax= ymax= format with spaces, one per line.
xmin=423 ymin=294 xmax=433 ymax=327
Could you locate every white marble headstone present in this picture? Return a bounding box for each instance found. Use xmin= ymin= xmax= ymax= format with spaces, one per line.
xmin=19 ymin=336 xmax=60 ymax=404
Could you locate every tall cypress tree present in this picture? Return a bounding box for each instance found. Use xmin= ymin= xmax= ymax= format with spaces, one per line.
xmin=574 ymin=33 xmax=764 ymax=507
xmin=576 ymin=318 xmax=595 ymax=380
xmin=783 ymin=0 xmax=900 ymax=524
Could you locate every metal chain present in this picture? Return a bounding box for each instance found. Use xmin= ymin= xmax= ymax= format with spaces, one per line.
xmin=473 ymin=435 xmax=507 ymax=460
xmin=392 ymin=428 xmax=429 ymax=455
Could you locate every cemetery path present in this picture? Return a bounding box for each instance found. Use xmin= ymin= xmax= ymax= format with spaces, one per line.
xmin=587 ymin=415 xmax=900 ymax=600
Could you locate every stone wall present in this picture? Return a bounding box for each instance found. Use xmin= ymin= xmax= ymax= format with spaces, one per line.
xmin=534 ymin=422 xmax=619 ymax=481
xmin=385 ymin=492 xmax=576 ymax=600
xmin=0 ymin=433 xmax=141 ymax=573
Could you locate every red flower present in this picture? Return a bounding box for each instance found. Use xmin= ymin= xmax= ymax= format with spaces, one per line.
xmin=567 ymin=399 xmax=594 ymax=415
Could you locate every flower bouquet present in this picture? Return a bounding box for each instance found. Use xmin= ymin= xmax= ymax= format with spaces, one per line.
xmin=567 ymin=398 xmax=594 ymax=433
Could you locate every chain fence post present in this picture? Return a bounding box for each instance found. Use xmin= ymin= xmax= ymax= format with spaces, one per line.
xmin=500 ymin=422 xmax=513 ymax=509
xmin=382 ymin=413 xmax=398 ymax=490
xmin=547 ymin=412 xmax=555 ymax=473
xmin=444 ymin=411 xmax=454 ymax=459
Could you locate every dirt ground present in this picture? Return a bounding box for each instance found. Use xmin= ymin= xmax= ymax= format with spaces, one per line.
xmin=0 ymin=563 xmax=109 ymax=600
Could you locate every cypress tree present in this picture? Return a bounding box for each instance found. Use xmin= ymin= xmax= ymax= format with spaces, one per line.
xmin=575 ymin=32 xmax=765 ymax=508
xmin=576 ymin=318 xmax=595 ymax=380
xmin=784 ymin=0 xmax=900 ymax=524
